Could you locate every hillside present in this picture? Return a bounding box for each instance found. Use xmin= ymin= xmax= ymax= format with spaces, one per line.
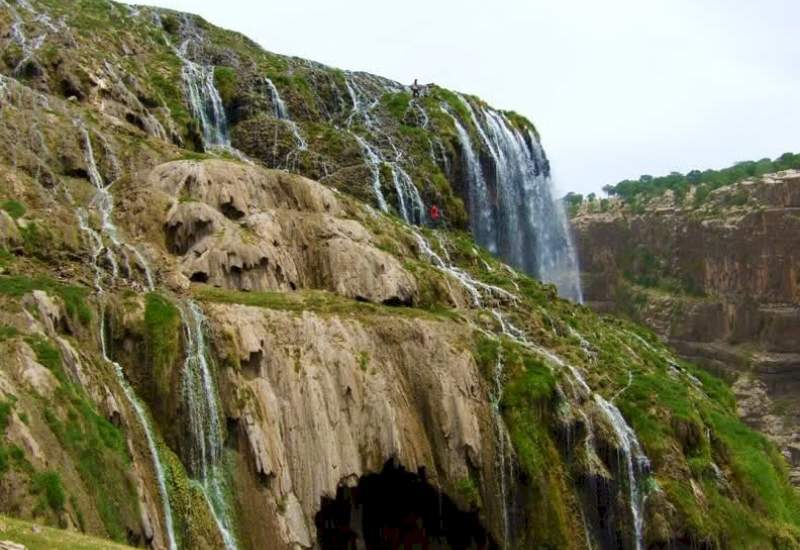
xmin=573 ymin=169 xmax=800 ymax=486
xmin=0 ymin=1 xmax=799 ymax=549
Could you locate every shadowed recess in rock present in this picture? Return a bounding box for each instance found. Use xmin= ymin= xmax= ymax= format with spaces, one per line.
xmin=315 ymin=461 xmax=497 ymax=550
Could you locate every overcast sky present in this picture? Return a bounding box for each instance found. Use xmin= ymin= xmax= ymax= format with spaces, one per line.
xmin=123 ymin=0 xmax=800 ymax=195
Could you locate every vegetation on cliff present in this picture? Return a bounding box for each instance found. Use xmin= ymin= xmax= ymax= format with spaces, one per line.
xmin=595 ymin=152 xmax=800 ymax=206
xmin=0 ymin=0 xmax=799 ymax=548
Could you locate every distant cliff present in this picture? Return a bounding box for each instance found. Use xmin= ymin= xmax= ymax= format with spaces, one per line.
xmin=573 ymin=170 xmax=800 ymax=482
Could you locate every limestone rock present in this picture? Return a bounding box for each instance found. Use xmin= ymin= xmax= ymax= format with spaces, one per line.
xmin=205 ymin=303 xmax=501 ymax=547
xmin=149 ymin=160 xmax=418 ymax=304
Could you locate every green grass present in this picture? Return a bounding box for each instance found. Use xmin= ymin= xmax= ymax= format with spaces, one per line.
xmin=0 ymin=400 xmax=11 ymax=432
xmin=0 ymin=276 xmax=92 ymax=325
xmin=144 ymin=292 xmax=182 ymax=403
xmin=44 ymin=386 xmax=134 ymax=541
xmin=26 ymin=336 xmax=67 ymax=383
xmin=454 ymin=475 xmax=481 ymax=507
xmin=381 ymin=91 xmax=411 ymax=120
xmin=0 ymin=399 xmax=12 ymax=476
xmin=194 ymin=286 xmax=461 ymax=321
xmin=0 ymin=515 xmax=134 ymax=549
xmin=214 ymin=66 xmax=238 ymax=106
xmin=0 ymin=324 xmax=19 ymax=340
xmin=32 ymin=471 xmax=66 ymax=512
xmin=1 ymin=199 xmax=26 ymax=219
xmin=28 ymin=328 xmax=135 ymax=541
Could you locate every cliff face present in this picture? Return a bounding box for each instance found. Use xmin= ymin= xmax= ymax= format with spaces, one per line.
xmin=2 ymin=1 xmax=800 ymax=549
xmin=573 ymin=171 xmax=800 ymax=482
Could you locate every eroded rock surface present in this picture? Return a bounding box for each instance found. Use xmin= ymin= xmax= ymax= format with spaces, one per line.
xmin=204 ymin=304 xmax=501 ymax=548
xmin=145 ymin=160 xmax=418 ymax=305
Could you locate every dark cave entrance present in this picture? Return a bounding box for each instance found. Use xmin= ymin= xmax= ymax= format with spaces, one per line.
xmin=315 ymin=461 xmax=497 ymax=550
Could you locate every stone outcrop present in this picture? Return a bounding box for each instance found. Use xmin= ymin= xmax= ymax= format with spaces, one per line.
xmin=205 ymin=304 xmax=500 ymax=549
xmin=147 ymin=160 xmax=418 ymax=305
xmin=572 ymin=170 xmax=800 ymax=482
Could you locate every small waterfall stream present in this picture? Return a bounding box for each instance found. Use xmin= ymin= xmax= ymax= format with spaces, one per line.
xmin=180 ymin=301 xmax=238 ymax=550
xmin=345 ymin=74 xmax=426 ymax=224
xmin=264 ymin=77 xmax=307 ymax=151
xmin=516 ymin=334 xmax=650 ymax=550
xmin=443 ymin=106 xmax=497 ymax=253
xmin=594 ymin=396 xmax=650 ymax=550
xmin=74 ymin=122 xmax=176 ymax=549
xmin=178 ymin=42 xmax=230 ymax=150
xmin=353 ymin=134 xmax=389 ymax=212
xmin=414 ymin=233 xmax=516 ymax=546
xmin=487 ymin=305 xmax=650 ymax=550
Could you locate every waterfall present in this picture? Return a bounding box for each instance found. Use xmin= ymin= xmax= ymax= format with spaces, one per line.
xmin=76 ymin=121 xmax=154 ymax=289
xmin=264 ymin=77 xmax=307 ymax=151
xmin=180 ymin=301 xmax=238 ymax=550
xmin=176 ymin=41 xmax=230 ymax=150
xmin=1 ymin=0 xmax=51 ymax=75
xmin=390 ymin=164 xmax=426 ymax=225
xmin=414 ymin=232 xmax=514 ymax=307
xmin=74 ymin=122 xmax=175 ymax=549
xmin=101 ymin=312 xmax=178 ymax=550
xmin=415 ymin=235 xmax=517 ymax=546
xmin=456 ymin=96 xmax=583 ymax=302
xmin=443 ymin=106 xmax=497 ymax=253
xmin=488 ymin=308 xmax=649 ymax=549
xmin=594 ymin=396 xmax=650 ymax=550
xmin=353 ymin=134 xmax=389 ymax=212
xmin=488 ymin=313 xmax=514 ymax=549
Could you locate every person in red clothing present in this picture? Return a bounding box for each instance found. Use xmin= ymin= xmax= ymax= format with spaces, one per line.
xmin=429 ymin=204 xmax=441 ymax=226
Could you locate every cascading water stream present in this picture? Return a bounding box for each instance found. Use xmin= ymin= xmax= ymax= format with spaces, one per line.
xmin=414 ymin=234 xmax=517 ymax=546
xmin=456 ymin=95 xmax=583 ymax=302
xmin=180 ymin=301 xmax=238 ymax=550
xmin=353 ymin=134 xmax=389 ymax=213
xmin=75 ymin=121 xmax=155 ymax=290
xmin=344 ymin=74 xmax=425 ymax=224
xmin=594 ymin=396 xmax=650 ymax=550
xmin=178 ymin=43 xmax=230 ymax=150
xmin=100 ymin=310 xmax=178 ymax=550
xmin=443 ymin=105 xmax=497 ymax=253
xmin=486 ymin=307 xmax=649 ymax=550
xmin=74 ymin=122 xmax=176 ymax=549
xmin=264 ymin=77 xmax=307 ymax=151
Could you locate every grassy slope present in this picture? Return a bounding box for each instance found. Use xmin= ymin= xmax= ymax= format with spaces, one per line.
xmin=0 ymin=515 xmax=133 ymax=550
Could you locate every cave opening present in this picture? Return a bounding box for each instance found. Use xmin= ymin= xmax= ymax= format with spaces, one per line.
xmin=315 ymin=461 xmax=497 ymax=550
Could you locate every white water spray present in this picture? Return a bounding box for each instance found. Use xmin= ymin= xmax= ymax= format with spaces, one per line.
xmin=74 ymin=122 xmax=174 ymax=548
xmin=264 ymin=77 xmax=307 ymax=151
xmin=594 ymin=396 xmax=650 ymax=550
xmin=181 ymin=301 xmax=238 ymax=550
xmin=178 ymin=44 xmax=230 ymax=150
xmin=455 ymin=95 xmax=583 ymax=302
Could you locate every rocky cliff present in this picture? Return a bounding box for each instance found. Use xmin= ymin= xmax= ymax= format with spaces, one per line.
xmin=573 ymin=170 xmax=800 ymax=484
xmin=1 ymin=1 xmax=800 ymax=549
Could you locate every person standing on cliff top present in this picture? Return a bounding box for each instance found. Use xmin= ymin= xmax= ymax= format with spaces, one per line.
xmin=411 ymin=78 xmax=421 ymax=98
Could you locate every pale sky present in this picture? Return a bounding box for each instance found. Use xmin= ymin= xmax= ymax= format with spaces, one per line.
xmin=123 ymin=0 xmax=800 ymax=196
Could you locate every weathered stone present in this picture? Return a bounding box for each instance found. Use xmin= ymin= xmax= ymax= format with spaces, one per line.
xmin=205 ymin=304 xmax=501 ymax=548
xmin=150 ymin=160 xmax=418 ymax=304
